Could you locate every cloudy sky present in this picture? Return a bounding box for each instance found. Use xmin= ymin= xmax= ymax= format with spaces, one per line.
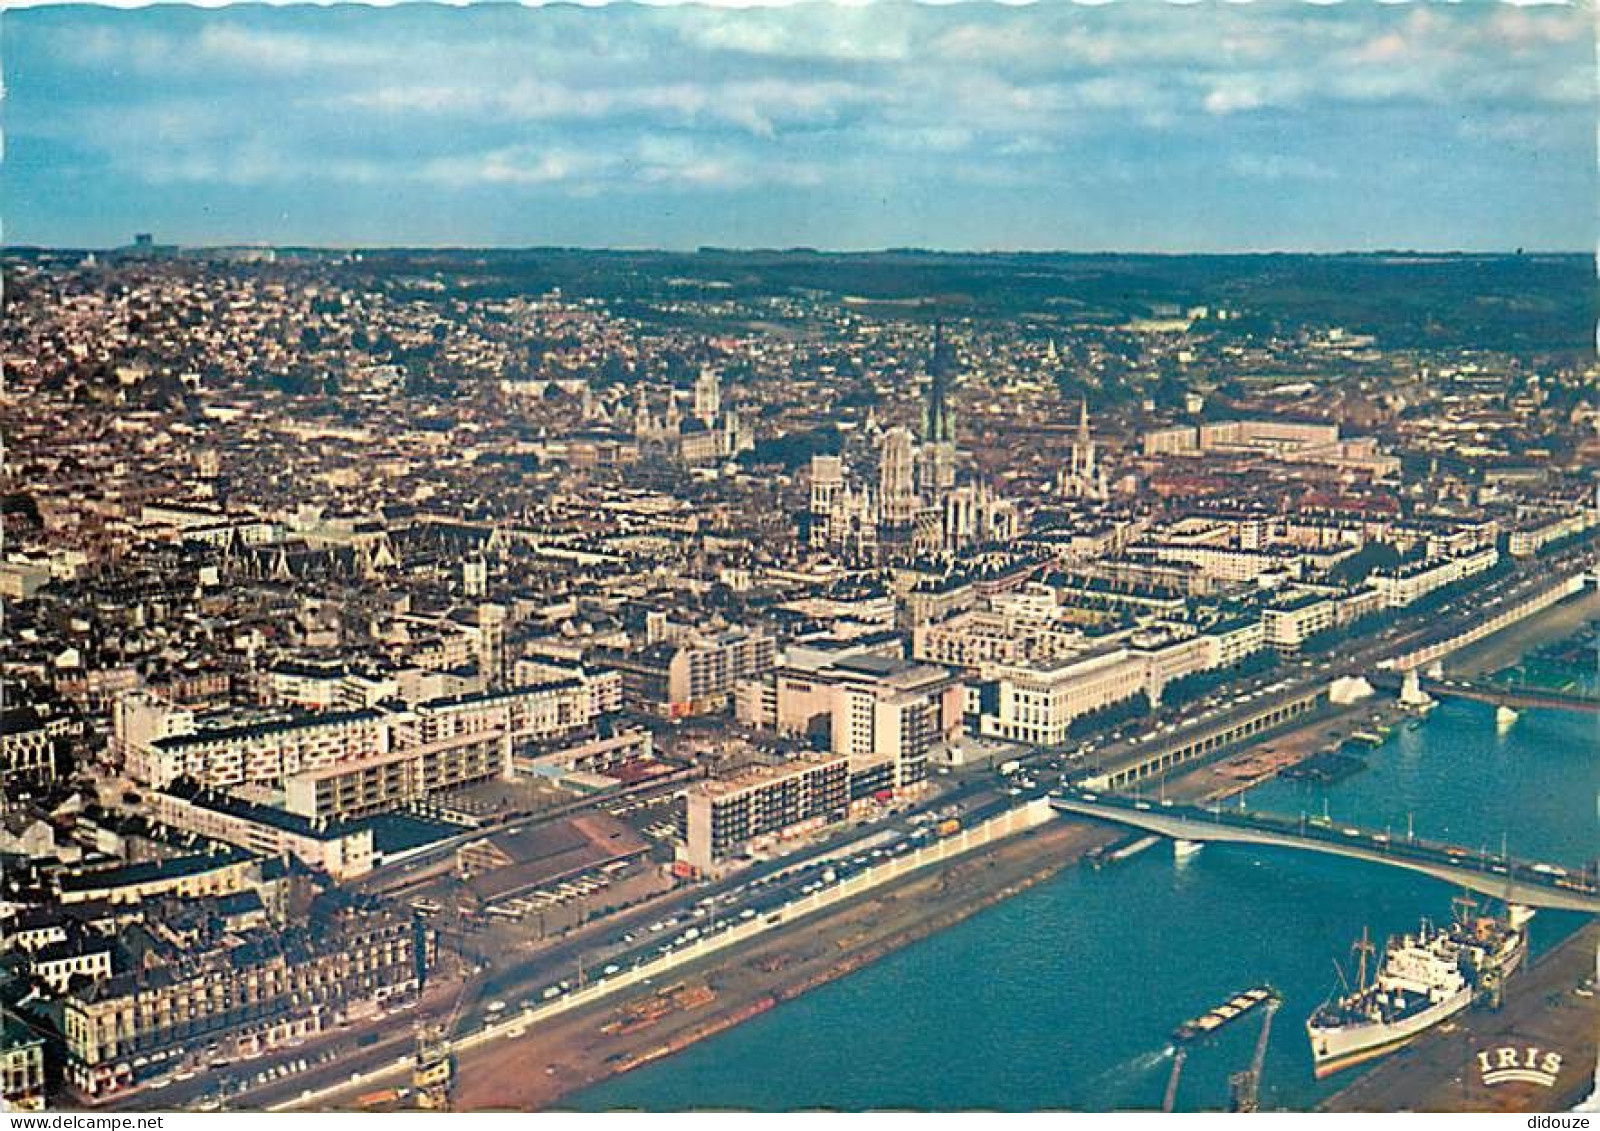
xmin=6 ymin=2 xmax=1595 ymax=251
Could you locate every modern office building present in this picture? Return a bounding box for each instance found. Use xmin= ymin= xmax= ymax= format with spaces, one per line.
xmin=978 ymin=647 xmax=1149 ymax=747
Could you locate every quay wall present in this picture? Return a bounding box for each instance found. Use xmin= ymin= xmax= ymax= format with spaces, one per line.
xmin=1391 ymin=574 xmax=1588 ymax=674
xmin=279 ymin=797 xmax=1055 ymax=1109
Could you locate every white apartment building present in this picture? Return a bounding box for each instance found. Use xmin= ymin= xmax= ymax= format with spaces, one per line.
xmin=1132 ymin=543 xmax=1303 ymax=585
xmin=124 ymin=673 xmax=608 ymax=804
xmin=1372 ymin=547 xmax=1499 ymax=609
xmin=1262 ymin=593 xmax=1338 ymax=652
xmin=28 ymin=943 xmax=115 ymax=994
xmin=682 ymin=754 xmax=851 ymax=874
xmin=1508 ymin=507 xmax=1596 ymax=558
xmin=1203 ymin=616 xmax=1269 ymax=668
xmin=152 ymin=783 xmax=376 ymax=881
xmin=670 ymin=628 xmax=777 ymax=715
xmin=824 ymin=655 xmax=963 ymax=793
xmin=513 ymin=658 xmax=624 ymax=716
xmin=133 ymin=709 xmax=390 ymax=789
xmin=979 ymin=648 xmax=1148 ymax=747
xmin=743 ymin=648 xmax=963 ymax=796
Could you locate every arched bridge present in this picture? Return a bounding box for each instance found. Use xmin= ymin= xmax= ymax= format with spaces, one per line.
xmin=1050 ymin=790 xmax=1600 ymax=914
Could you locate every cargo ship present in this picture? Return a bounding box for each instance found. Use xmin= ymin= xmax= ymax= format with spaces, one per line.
xmin=1306 ymin=904 xmax=1528 ymax=1078
xmin=1453 ymin=900 xmax=1531 ymax=998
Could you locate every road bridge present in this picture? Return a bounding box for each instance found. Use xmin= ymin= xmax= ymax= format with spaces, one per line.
xmin=1050 ymin=790 xmax=1600 ymax=914
xmin=1369 ymin=670 xmax=1598 ymax=713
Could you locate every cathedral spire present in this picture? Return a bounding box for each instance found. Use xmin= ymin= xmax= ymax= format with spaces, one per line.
xmin=923 ymin=320 xmax=955 ymax=445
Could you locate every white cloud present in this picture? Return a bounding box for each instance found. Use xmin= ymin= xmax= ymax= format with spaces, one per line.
xmin=337 ymin=75 xmax=874 ymax=138
xmin=18 ymin=1 xmax=1594 ymax=211
xmin=420 ymin=147 xmax=602 ymax=187
xmin=1228 ymin=153 xmax=1334 ymax=182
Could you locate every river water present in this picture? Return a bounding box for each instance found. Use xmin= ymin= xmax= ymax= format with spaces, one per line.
xmin=572 ymin=697 xmax=1598 ymax=1111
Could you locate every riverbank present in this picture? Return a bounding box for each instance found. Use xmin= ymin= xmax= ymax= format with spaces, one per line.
xmin=567 ymin=697 xmax=1597 ymax=1112
xmin=446 ymin=730 xmax=1359 ymax=1111
xmin=325 ymin=595 xmax=1600 ymax=1112
xmin=1321 ymin=920 xmax=1599 ymax=1113
xmin=1445 ymin=586 xmax=1600 ymax=679
xmin=450 ymin=815 xmax=1119 ymax=1110
xmin=1177 ymin=698 xmax=1414 ymax=805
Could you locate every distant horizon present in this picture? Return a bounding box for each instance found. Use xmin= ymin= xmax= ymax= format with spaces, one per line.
xmin=10 ymin=3 xmax=1594 ymax=250
xmin=6 ymin=242 xmax=1593 ymax=259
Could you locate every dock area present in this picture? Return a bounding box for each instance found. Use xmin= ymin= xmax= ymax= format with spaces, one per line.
xmin=1321 ymin=920 xmax=1599 ymax=1113
xmin=445 ymin=816 xmax=1119 ymax=1110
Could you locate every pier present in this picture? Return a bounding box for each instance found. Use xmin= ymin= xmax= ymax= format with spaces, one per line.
xmin=1049 ymin=790 xmax=1600 ymax=913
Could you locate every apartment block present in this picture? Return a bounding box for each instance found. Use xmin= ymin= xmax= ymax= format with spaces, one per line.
xmin=153 ymin=781 xmax=377 ymax=880
xmin=132 ymin=709 xmax=389 ymax=790
xmin=683 ymin=754 xmax=850 ymax=873
xmin=62 ymin=908 xmax=425 ymax=1098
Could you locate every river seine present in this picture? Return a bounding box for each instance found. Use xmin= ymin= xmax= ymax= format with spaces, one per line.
xmin=573 ymin=697 xmax=1598 ymax=1111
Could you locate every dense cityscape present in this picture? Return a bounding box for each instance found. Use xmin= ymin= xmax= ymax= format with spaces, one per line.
xmin=1 ymin=242 xmax=1596 ymax=1112
xmin=5 ymin=0 xmax=1599 ymax=1114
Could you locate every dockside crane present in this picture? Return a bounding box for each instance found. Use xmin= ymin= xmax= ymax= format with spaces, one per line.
xmin=1162 ymin=985 xmax=1280 ymax=1113
xmin=1228 ymin=995 xmax=1279 ymax=1112
xmin=414 ymin=968 xmax=476 ymax=1110
xmin=1161 ymin=1046 xmax=1189 ymax=1113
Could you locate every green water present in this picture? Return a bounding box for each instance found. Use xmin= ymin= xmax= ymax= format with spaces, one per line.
xmin=573 ymin=699 xmax=1598 ymax=1111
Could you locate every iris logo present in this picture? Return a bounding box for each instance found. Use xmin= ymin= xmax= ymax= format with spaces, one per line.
xmin=1477 ymin=1045 xmax=1563 ymax=1087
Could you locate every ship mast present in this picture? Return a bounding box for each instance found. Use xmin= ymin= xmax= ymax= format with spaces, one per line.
xmin=1352 ymin=927 xmax=1376 ymax=992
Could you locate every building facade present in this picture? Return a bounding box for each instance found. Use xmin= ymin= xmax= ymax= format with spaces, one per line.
xmin=62 ymin=909 xmax=426 ymax=1099
xmin=682 ymin=754 xmax=850 ymax=873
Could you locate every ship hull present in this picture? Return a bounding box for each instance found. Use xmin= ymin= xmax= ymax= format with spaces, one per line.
xmin=1502 ymin=934 xmax=1527 ymax=978
xmin=1307 ymin=985 xmax=1473 ymax=1079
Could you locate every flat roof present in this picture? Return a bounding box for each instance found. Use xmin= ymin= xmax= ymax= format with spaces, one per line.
xmin=56 ymin=847 xmax=253 ymax=893
xmin=693 ymin=753 xmax=850 ymax=797
xmin=162 ymin=780 xmax=364 ymax=840
xmin=153 ymin=708 xmax=383 ymax=750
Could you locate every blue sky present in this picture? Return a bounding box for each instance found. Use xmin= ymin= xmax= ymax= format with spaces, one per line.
xmin=5 ymin=2 xmax=1595 ymax=251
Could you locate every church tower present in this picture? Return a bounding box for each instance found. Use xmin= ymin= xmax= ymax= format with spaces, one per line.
xmin=693 ymin=365 xmax=721 ymax=425
xmin=1064 ymin=398 xmax=1108 ymax=500
xmin=923 ymin=320 xmax=956 ymax=446
xmin=919 ymin=321 xmax=958 ymax=495
xmin=879 ymin=426 xmax=918 ymax=534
